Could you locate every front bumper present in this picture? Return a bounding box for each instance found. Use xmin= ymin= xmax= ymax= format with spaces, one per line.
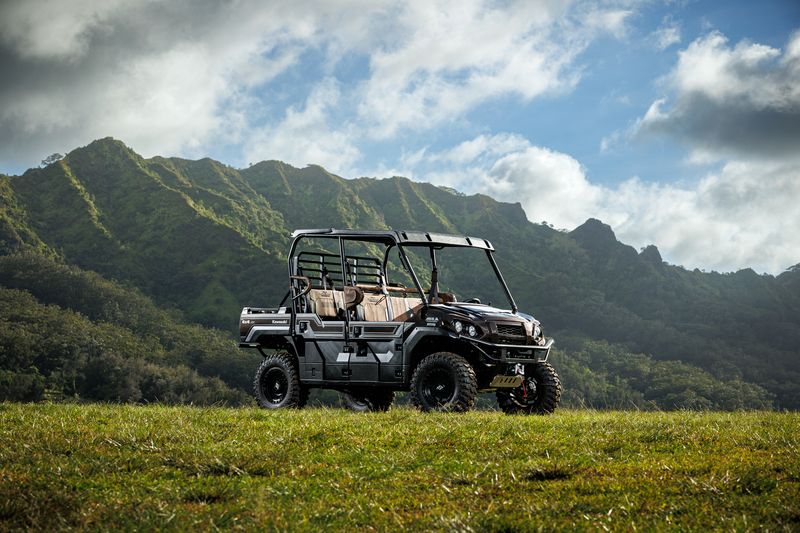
xmin=467 ymin=337 xmax=554 ymax=364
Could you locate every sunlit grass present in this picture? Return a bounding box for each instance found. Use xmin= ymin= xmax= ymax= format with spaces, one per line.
xmin=1 ymin=403 xmax=798 ymax=530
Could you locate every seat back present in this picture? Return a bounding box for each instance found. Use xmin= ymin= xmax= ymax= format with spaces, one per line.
xmin=308 ymin=289 xmax=340 ymax=318
xmin=342 ymin=286 xmax=363 ymax=309
xmin=406 ymin=296 xmax=424 ymax=309
xmin=360 ymin=293 xmax=391 ymax=321
xmin=352 ymin=285 xmax=454 ymax=322
xmin=388 ymin=296 xmax=410 ymax=319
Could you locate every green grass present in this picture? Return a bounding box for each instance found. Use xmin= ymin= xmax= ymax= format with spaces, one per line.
xmin=1 ymin=404 xmax=798 ymax=531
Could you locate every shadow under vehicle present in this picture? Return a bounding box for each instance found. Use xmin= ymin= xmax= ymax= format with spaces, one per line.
xmin=239 ymin=229 xmax=560 ymax=413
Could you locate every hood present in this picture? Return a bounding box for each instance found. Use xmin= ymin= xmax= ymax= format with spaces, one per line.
xmin=438 ymin=302 xmax=539 ymax=325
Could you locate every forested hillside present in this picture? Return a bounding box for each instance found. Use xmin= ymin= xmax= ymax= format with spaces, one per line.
xmin=1 ymin=138 xmax=798 ymax=409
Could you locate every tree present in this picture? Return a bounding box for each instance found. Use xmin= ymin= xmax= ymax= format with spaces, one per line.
xmin=40 ymin=153 xmax=64 ymax=167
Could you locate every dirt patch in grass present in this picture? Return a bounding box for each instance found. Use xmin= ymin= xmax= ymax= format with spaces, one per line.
xmin=524 ymin=466 xmax=574 ymax=481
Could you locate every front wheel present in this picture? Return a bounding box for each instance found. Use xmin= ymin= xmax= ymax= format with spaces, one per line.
xmin=409 ymin=352 xmax=477 ymax=412
xmin=253 ymin=352 xmax=307 ymax=409
xmin=496 ymin=362 xmax=561 ymax=415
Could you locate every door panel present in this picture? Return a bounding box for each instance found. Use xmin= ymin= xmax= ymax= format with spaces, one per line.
xmin=297 ymin=317 xmax=406 ymax=384
xmin=298 ymin=317 xmax=349 ymax=381
xmin=347 ymin=322 xmax=404 ymax=384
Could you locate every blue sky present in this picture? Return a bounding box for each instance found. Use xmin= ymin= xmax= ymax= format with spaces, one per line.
xmin=1 ymin=0 xmax=798 ymax=273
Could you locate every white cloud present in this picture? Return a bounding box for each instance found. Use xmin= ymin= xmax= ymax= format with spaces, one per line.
xmin=0 ymin=0 xmax=134 ymax=60
xmin=589 ymin=29 xmax=800 ymax=273
xmin=648 ymin=18 xmax=681 ymax=50
xmin=579 ymin=7 xmax=633 ymax=39
xmin=421 ymin=135 xmax=602 ymax=228
xmin=429 ymin=133 xmax=530 ymax=164
xmin=485 ymin=146 xmax=602 ymax=227
xmin=356 ymin=1 xmax=571 ymax=138
xmin=637 ymin=30 xmax=800 ymax=160
xmin=0 ymin=0 xmax=644 ymax=172
xmin=604 ymin=161 xmax=800 ymax=274
xmin=415 ymin=133 xmax=800 ymax=274
xmin=356 ymin=1 xmax=636 ymax=138
xmin=0 ymin=0 xmax=393 ymax=168
xmin=243 ymin=79 xmax=361 ymax=173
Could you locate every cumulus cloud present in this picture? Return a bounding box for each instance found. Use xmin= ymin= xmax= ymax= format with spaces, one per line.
xmin=0 ymin=0 xmax=337 ymax=168
xmin=585 ymin=29 xmax=800 ymax=273
xmin=416 ymin=133 xmax=799 ymax=274
xmin=357 ymin=1 xmax=573 ymax=138
xmin=0 ymin=0 xmax=134 ymax=61
xmin=0 ymin=0 xmax=389 ymax=169
xmin=243 ymin=79 xmax=361 ymax=173
xmin=357 ymin=1 xmax=636 ymax=139
xmin=637 ymin=30 xmax=800 ymax=160
xmin=0 ymin=0 xmax=637 ymax=172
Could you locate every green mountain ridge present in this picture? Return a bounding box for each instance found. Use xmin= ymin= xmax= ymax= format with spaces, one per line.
xmin=1 ymin=137 xmax=798 ymax=409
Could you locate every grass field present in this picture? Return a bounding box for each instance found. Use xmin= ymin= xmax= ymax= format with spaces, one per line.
xmin=0 ymin=404 xmax=798 ymax=531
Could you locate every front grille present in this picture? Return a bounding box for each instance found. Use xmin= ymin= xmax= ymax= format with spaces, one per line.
xmin=495 ymin=323 xmax=526 ymax=339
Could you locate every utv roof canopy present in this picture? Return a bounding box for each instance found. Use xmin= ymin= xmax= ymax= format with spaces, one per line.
xmin=290 ymin=228 xmax=494 ymax=251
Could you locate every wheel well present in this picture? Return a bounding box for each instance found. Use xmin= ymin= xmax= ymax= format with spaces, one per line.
xmin=408 ymin=336 xmax=481 ymax=374
xmin=257 ymin=337 xmax=298 ymax=358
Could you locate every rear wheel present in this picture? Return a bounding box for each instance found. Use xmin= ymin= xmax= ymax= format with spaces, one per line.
xmin=409 ymin=352 xmax=477 ymax=412
xmin=253 ymin=352 xmax=306 ymax=409
xmin=496 ymin=362 xmax=561 ymax=415
xmin=341 ymin=388 xmax=395 ymax=412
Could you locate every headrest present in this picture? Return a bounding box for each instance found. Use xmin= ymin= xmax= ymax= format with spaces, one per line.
xmin=343 ymin=286 xmax=364 ymax=309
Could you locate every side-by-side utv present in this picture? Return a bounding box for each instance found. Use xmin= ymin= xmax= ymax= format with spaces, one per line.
xmin=238 ymin=229 xmax=560 ymax=414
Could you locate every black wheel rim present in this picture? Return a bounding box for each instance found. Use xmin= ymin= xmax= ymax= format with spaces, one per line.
xmin=421 ymin=367 xmax=456 ymax=407
xmin=509 ymin=376 xmax=539 ymax=407
xmin=261 ymin=368 xmax=289 ymax=405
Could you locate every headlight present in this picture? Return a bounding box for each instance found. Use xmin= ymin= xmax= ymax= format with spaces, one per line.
xmin=453 ymin=320 xmax=463 ymax=334
xmin=533 ymin=324 xmax=541 ymax=338
xmin=467 ymin=324 xmax=478 ymax=337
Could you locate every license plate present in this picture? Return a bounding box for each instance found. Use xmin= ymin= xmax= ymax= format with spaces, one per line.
xmin=490 ymin=375 xmax=523 ymax=388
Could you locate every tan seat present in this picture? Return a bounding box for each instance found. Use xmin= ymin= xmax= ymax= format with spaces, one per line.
xmin=308 ymin=289 xmax=341 ymax=318
xmin=360 ymin=293 xmax=391 ymax=321
xmin=388 ymin=296 xmax=410 ymax=319
xmin=390 ymin=296 xmax=424 ymax=321
xmin=353 ymin=285 xmax=452 ymax=322
xmin=406 ymin=297 xmax=424 ymax=309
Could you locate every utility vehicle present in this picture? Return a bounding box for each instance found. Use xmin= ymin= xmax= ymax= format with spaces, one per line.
xmin=238 ymin=229 xmax=560 ymax=414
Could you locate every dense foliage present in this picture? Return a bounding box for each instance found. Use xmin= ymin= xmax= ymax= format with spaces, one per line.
xmin=0 ymin=138 xmax=797 ymax=409
xmin=0 ymin=255 xmax=256 ymax=404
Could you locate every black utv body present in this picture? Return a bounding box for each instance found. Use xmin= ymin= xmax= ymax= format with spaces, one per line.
xmin=238 ymin=229 xmax=560 ymax=414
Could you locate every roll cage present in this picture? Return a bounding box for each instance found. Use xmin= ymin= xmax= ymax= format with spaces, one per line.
xmin=285 ymin=229 xmax=518 ymax=335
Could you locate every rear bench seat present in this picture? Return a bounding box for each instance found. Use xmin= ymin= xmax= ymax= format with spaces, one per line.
xmin=356 ymin=284 xmax=433 ymax=322
xmin=307 ymin=286 xmax=365 ymax=319
xmin=308 ymin=285 xmax=451 ymax=322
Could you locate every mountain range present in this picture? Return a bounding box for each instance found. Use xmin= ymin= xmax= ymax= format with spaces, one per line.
xmin=1 ymin=138 xmax=798 ymax=409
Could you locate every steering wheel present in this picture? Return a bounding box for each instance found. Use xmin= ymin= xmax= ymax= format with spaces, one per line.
xmin=464 ymin=297 xmax=481 ymax=304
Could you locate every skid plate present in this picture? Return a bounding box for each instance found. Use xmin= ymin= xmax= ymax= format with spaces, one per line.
xmin=489 ymin=375 xmax=523 ymax=388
